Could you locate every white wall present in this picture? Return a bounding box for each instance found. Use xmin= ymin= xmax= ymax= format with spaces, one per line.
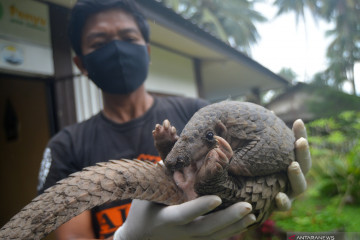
xmin=146 ymin=45 xmax=197 ymax=98
xmin=72 ymin=64 xmax=103 ymax=122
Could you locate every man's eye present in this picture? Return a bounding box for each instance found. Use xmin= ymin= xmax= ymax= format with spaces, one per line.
xmin=124 ymin=37 xmax=136 ymax=42
xmin=205 ymin=131 xmax=214 ymax=141
xmin=91 ymin=42 xmax=106 ymax=49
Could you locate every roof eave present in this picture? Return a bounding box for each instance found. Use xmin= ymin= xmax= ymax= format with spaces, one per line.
xmin=135 ymin=0 xmax=289 ymax=86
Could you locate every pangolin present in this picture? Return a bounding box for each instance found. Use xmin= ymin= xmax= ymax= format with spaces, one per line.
xmin=0 ymin=101 xmax=295 ymax=239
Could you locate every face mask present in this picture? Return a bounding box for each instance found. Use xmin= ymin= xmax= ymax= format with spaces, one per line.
xmin=82 ymin=40 xmax=149 ymax=94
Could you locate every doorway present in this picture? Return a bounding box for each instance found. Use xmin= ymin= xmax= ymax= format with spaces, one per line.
xmin=0 ymin=74 xmax=51 ymax=228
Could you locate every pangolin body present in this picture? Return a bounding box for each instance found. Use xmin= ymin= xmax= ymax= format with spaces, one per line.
xmin=0 ymin=101 xmax=295 ymax=239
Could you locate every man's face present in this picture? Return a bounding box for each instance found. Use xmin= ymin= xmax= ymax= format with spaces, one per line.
xmin=81 ymin=8 xmax=146 ymax=55
xmin=75 ymin=8 xmax=148 ymax=76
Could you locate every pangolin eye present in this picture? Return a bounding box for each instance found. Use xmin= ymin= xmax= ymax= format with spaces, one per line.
xmin=205 ymin=131 xmax=214 ymax=141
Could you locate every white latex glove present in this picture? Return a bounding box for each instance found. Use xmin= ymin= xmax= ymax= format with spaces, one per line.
xmin=113 ymin=196 xmax=256 ymax=240
xmin=275 ymin=119 xmax=312 ymax=211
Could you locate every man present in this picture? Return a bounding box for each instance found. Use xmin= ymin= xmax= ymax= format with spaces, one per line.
xmin=37 ymin=0 xmax=311 ymax=239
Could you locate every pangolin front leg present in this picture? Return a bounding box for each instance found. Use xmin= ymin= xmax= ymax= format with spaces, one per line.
xmin=152 ymin=119 xmax=179 ymax=160
xmin=153 ymin=120 xmax=237 ymax=203
xmin=173 ymin=136 xmax=235 ymax=202
xmin=195 ymin=136 xmax=289 ymax=225
xmin=194 ymin=136 xmax=246 ymax=209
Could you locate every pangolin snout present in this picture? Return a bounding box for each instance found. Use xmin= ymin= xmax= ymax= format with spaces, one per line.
xmin=165 ymin=155 xmax=190 ymax=171
xmin=175 ymin=155 xmax=189 ymax=169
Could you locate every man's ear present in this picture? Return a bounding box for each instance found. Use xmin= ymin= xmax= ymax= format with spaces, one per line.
xmin=73 ymin=55 xmax=88 ymax=76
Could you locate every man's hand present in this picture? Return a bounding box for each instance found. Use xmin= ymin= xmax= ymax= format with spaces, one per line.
xmin=113 ymin=196 xmax=256 ymax=240
xmin=275 ymin=119 xmax=312 ymax=211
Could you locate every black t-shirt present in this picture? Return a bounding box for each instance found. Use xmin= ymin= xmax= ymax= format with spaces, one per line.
xmin=37 ymin=96 xmax=208 ymax=239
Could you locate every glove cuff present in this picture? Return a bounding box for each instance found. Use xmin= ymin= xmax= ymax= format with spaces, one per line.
xmin=113 ymin=226 xmax=124 ymax=240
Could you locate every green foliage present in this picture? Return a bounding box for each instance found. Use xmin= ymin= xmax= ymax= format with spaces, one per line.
xmin=159 ymin=0 xmax=266 ymax=54
xmin=273 ymin=110 xmax=360 ymax=233
xmin=305 ymin=83 xmax=360 ymax=119
xmin=307 ymin=111 xmax=360 ymax=204
xmin=274 ymin=0 xmax=360 ymax=95
xmin=278 ymin=67 xmax=298 ymax=83
xmin=273 ymin=195 xmax=360 ymax=232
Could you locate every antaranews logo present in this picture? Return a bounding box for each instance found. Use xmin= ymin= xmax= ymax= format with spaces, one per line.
xmin=287 ymin=232 xmax=341 ymax=240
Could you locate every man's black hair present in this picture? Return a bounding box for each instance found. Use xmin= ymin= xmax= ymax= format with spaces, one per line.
xmin=68 ymin=0 xmax=150 ymax=56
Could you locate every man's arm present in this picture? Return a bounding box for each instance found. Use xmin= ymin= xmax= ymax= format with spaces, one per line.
xmin=55 ymin=211 xmax=97 ymax=240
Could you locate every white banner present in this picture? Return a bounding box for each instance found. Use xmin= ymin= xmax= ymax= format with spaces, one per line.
xmin=0 ymin=37 xmax=54 ymax=76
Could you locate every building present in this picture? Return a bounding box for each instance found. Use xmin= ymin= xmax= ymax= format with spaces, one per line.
xmin=266 ymin=82 xmax=360 ymax=127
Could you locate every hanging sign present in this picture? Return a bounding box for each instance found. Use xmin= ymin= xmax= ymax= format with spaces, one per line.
xmin=0 ymin=0 xmax=53 ymax=76
xmin=0 ymin=0 xmax=51 ymax=46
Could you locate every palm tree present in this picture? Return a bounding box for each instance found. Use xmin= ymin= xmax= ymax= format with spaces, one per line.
xmin=273 ymin=0 xmax=318 ymax=23
xmin=273 ymin=0 xmax=360 ymax=95
xmin=159 ymin=0 xmax=266 ymax=55
xmin=278 ymin=67 xmax=298 ymax=83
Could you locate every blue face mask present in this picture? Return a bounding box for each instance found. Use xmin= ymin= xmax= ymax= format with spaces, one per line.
xmin=82 ymin=40 xmax=149 ymax=94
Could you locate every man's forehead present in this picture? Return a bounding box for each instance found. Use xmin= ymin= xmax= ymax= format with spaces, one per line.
xmin=82 ymin=8 xmax=139 ymax=34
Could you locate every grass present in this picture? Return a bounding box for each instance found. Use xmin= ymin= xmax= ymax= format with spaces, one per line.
xmin=271 ymin=188 xmax=360 ymax=233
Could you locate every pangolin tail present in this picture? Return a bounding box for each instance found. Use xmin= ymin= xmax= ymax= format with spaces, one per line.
xmin=0 ymin=159 xmax=185 ymax=240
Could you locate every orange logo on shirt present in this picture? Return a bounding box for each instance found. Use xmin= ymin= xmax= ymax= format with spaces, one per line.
xmin=137 ymin=154 xmax=161 ymax=163
xmin=95 ymin=203 xmax=131 ymax=239
xmin=95 ymin=154 xmax=161 ymax=238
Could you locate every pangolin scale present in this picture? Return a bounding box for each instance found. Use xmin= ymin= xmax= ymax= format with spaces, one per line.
xmin=0 ymin=101 xmax=295 ymax=239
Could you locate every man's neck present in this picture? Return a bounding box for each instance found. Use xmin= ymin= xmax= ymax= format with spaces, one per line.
xmin=101 ymin=86 xmax=154 ymax=124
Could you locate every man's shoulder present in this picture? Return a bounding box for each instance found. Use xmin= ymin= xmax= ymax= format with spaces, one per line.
xmin=156 ymin=95 xmax=209 ymax=111
xmin=69 ymin=112 xmax=102 ymax=129
xmin=153 ymin=95 xmax=209 ymax=123
xmin=51 ymin=113 xmax=102 ymax=142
